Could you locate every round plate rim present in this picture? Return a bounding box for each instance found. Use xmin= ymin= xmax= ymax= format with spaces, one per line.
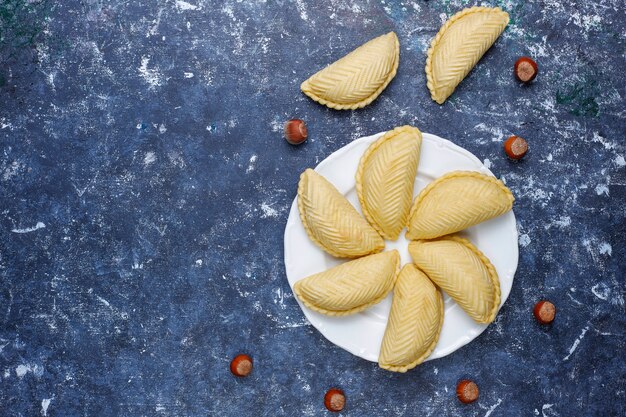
xmin=284 ymin=131 xmax=518 ymax=362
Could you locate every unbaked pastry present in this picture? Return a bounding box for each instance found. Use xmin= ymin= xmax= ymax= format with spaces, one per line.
xmin=409 ymin=236 xmax=501 ymax=323
xmin=379 ymin=264 xmax=443 ymax=372
xmin=426 ymin=7 xmax=509 ymax=104
xmin=298 ymin=169 xmax=385 ymax=258
xmin=406 ymin=171 xmax=514 ymax=240
xmin=356 ymin=126 xmax=422 ymax=240
xmin=294 ymin=250 xmax=400 ymax=316
xmin=301 ymin=32 xmax=400 ymax=110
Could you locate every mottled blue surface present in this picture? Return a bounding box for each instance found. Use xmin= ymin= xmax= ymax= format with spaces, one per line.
xmin=0 ymin=0 xmax=624 ymax=416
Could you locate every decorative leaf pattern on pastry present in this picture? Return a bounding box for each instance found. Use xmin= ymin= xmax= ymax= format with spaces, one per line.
xmin=301 ymin=32 xmax=400 ymax=110
xmin=356 ymin=126 xmax=422 ymax=240
xmin=294 ymin=251 xmax=400 ymax=316
xmin=406 ymin=171 xmax=514 ymax=240
xmin=298 ymin=169 xmax=385 ymax=258
xmin=379 ymin=264 xmax=443 ymax=372
xmin=409 ymin=236 xmax=501 ymax=323
xmin=425 ymin=7 xmax=509 ymax=104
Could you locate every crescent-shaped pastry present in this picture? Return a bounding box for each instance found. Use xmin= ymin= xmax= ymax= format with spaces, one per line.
xmin=425 ymin=7 xmax=509 ymax=104
xmin=356 ymin=126 xmax=422 ymax=240
xmin=298 ymin=169 xmax=385 ymax=258
xmin=293 ymin=250 xmax=400 ymax=316
xmin=301 ymin=32 xmax=400 ymax=110
xmin=408 ymin=236 xmax=501 ymax=323
xmin=406 ymin=171 xmax=514 ymax=240
xmin=379 ymin=264 xmax=443 ymax=372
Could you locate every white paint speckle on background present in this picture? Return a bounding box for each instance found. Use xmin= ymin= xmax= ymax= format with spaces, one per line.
xmin=15 ymin=365 xmax=29 ymax=377
xmin=12 ymin=222 xmax=46 ymax=234
xmin=484 ymin=399 xmax=503 ymax=417
xmin=542 ymin=404 xmax=555 ymax=417
xmin=144 ymin=152 xmax=156 ymax=166
xmin=147 ymin=7 xmax=164 ymax=37
xmin=138 ymin=56 xmax=163 ymax=89
xmin=246 ymin=155 xmax=258 ymax=173
xmin=42 ymin=398 xmax=52 ymax=416
xmin=184 ymin=72 xmax=194 ymax=78
xmin=569 ymin=12 xmax=602 ymax=34
xmin=474 ymin=123 xmax=505 ymax=142
xmin=614 ymin=155 xmax=625 ymax=166
xmin=582 ymin=237 xmax=611 ymax=258
xmin=175 ymin=0 xmax=200 ymax=11
xmin=527 ymin=35 xmax=549 ymax=57
xmin=3 ymin=160 xmax=23 ymax=180
xmin=1 ymin=118 xmax=14 ymax=130
xmin=589 ymin=131 xmax=616 ymax=150
xmin=483 ymin=158 xmax=492 ymax=169
xmin=158 ymin=124 xmax=167 ymax=134
xmin=591 ymin=282 xmax=610 ymax=300
xmin=260 ymin=202 xmax=279 ymax=218
xmin=563 ymin=326 xmax=590 ymax=361
xmin=15 ymin=364 xmax=44 ymax=378
xmin=294 ymin=0 xmax=308 ymax=21
xmin=594 ymin=184 xmax=609 ymax=196
xmin=270 ymin=118 xmax=283 ymax=133
xmin=598 ymin=242 xmax=612 ymax=256
xmin=519 ymin=234 xmax=531 ymax=247
xmin=544 ymin=216 xmax=572 ymax=230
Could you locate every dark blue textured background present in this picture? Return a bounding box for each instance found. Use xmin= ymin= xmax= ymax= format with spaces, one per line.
xmin=1 ymin=1 xmax=624 ymax=416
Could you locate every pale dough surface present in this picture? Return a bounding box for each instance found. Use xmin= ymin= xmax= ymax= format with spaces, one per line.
xmin=426 ymin=7 xmax=509 ymax=104
xmin=301 ymin=32 xmax=400 ymax=110
xmin=298 ymin=169 xmax=385 ymax=258
xmin=409 ymin=236 xmax=501 ymax=324
xmin=356 ymin=125 xmax=422 ymax=240
xmin=379 ymin=264 xmax=443 ymax=372
xmin=406 ymin=170 xmax=514 ymax=240
xmin=293 ymin=251 xmax=400 ymax=316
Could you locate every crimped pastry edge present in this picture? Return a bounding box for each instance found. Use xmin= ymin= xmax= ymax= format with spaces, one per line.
xmin=301 ymin=32 xmax=400 ymax=110
xmin=425 ymin=6 xmax=509 ymax=104
xmin=293 ymin=250 xmax=401 ymax=316
xmin=355 ymin=125 xmax=423 ymax=240
xmin=297 ymin=169 xmax=384 ymax=258
xmin=406 ymin=170 xmax=514 ymax=239
xmin=379 ymin=266 xmax=444 ymax=372
xmin=410 ymin=235 xmax=502 ymax=324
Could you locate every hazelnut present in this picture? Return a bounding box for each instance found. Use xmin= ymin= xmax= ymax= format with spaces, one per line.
xmin=456 ymin=380 xmax=479 ymax=404
xmin=534 ymin=300 xmax=556 ymax=324
xmin=504 ymin=135 xmax=528 ymax=160
xmin=324 ymin=388 xmax=345 ymax=412
xmin=514 ymin=56 xmax=538 ymax=83
xmin=284 ymin=119 xmax=308 ymax=145
xmin=230 ymin=354 xmax=253 ymax=377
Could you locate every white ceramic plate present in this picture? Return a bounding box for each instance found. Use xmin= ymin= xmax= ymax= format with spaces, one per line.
xmin=284 ymin=132 xmax=518 ymax=363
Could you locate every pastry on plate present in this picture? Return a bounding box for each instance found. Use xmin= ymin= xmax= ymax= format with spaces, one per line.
xmin=298 ymin=169 xmax=385 ymax=258
xmin=379 ymin=264 xmax=444 ymax=372
xmin=406 ymin=171 xmax=514 ymax=240
xmin=301 ymin=32 xmax=400 ymax=110
xmin=294 ymin=250 xmax=400 ymax=316
xmin=426 ymin=7 xmax=509 ymax=104
xmin=409 ymin=236 xmax=501 ymax=324
xmin=356 ymin=125 xmax=422 ymax=240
